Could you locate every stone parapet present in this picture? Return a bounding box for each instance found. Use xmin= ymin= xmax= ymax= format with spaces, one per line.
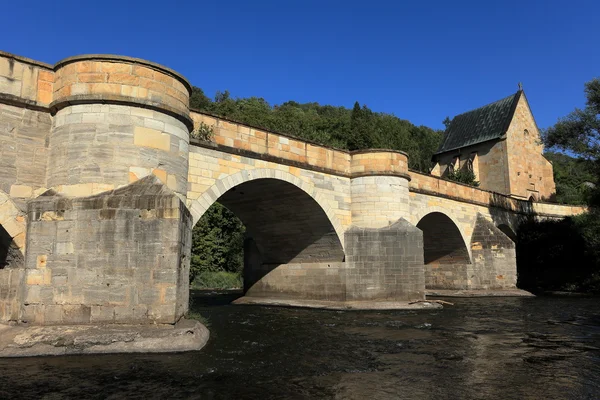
xmin=0 ymin=52 xmax=54 ymax=108
xmin=350 ymin=149 xmax=409 ymax=179
xmin=409 ymin=169 xmax=586 ymax=218
xmin=191 ymin=112 xmax=411 ymax=180
xmin=50 ymin=55 xmax=191 ymax=126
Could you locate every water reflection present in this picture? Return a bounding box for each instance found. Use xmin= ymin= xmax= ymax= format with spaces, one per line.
xmin=0 ymin=292 xmax=598 ymax=399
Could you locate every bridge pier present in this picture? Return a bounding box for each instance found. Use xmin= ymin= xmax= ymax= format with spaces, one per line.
xmin=345 ymin=153 xmax=425 ymax=302
xmin=2 ymin=55 xmax=196 ymax=326
xmin=21 ymin=176 xmax=192 ymax=325
xmin=468 ymin=214 xmax=517 ymax=289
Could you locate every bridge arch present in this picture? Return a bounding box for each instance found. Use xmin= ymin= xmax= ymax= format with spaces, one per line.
xmin=187 ymin=169 xmax=347 ymax=300
xmin=411 ymin=207 xmax=471 ymax=250
xmin=0 ymin=191 xmax=26 ymax=268
xmin=188 ymin=168 xmax=345 ymax=250
xmin=416 ymin=211 xmax=472 ymax=289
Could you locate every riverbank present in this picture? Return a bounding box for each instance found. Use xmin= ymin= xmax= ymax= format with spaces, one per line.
xmin=232 ymin=296 xmax=442 ymax=310
xmin=425 ymin=288 xmax=534 ymax=297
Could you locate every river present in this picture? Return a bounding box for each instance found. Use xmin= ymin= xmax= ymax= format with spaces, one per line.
xmin=0 ymin=291 xmax=599 ymax=399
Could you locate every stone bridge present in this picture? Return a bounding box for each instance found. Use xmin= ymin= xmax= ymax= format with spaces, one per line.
xmin=0 ymin=52 xmax=584 ymax=326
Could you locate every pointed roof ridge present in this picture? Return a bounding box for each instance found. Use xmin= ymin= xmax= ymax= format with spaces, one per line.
xmin=435 ymin=90 xmax=522 ymax=155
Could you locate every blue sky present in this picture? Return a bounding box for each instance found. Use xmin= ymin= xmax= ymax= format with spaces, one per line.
xmin=2 ymin=0 xmax=598 ymax=130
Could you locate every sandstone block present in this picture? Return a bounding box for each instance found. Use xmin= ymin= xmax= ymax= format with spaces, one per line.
xmin=133 ymin=126 xmax=171 ymax=151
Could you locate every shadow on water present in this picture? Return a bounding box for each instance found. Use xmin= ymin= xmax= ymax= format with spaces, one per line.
xmin=191 ymin=289 xmax=244 ymax=307
xmin=0 ymin=294 xmax=599 ymax=399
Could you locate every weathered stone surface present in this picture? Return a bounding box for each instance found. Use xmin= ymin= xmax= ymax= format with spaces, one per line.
xmin=0 ymin=103 xmax=51 ymax=196
xmin=344 ymin=219 xmax=425 ymax=302
xmin=468 ymin=213 xmax=517 ymax=289
xmin=0 ymin=319 xmax=208 ymax=357
xmin=234 ymin=296 xmax=441 ymax=310
xmin=21 ymin=176 xmax=191 ymax=325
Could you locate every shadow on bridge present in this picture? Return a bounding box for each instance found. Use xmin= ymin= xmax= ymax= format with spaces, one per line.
xmin=0 ymin=225 xmax=23 ymax=270
xmin=194 ymin=178 xmax=345 ymax=301
xmin=416 ymin=212 xmax=471 ymax=289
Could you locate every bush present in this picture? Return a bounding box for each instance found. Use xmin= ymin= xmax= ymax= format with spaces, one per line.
xmin=447 ymin=169 xmax=480 ymax=187
xmin=191 ymin=271 xmax=242 ymax=289
xmin=190 ymin=122 xmax=214 ymax=141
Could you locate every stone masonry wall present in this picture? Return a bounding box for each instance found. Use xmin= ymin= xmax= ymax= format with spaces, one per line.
xmin=351 ymin=175 xmax=410 ymax=228
xmin=21 ymin=177 xmax=191 ymax=325
xmin=0 ymin=53 xmax=54 ymax=106
xmin=0 ymin=103 xmax=51 ymax=202
xmin=187 ymin=144 xmax=352 ymax=241
xmin=344 ymin=219 xmax=425 ymax=301
xmin=505 ymin=94 xmax=556 ymax=200
xmin=245 ymin=262 xmax=347 ymax=301
xmin=191 ymin=112 xmax=351 ymax=174
xmin=468 ymin=214 xmax=517 ymax=289
xmin=48 ymin=104 xmax=189 ymax=200
xmin=53 ymin=56 xmax=190 ymax=119
xmin=432 ymin=139 xmax=511 ymax=195
xmin=417 ymin=212 xmax=472 ymax=289
xmin=0 ymin=268 xmax=24 ymax=322
xmin=409 ymin=171 xmax=585 ymax=220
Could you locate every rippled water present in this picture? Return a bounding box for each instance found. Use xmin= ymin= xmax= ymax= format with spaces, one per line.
xmin=1 ymin=291 xmax=599 ymax=399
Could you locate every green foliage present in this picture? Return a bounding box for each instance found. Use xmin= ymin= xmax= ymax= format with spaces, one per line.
xmin=516 ymin=211 xmax=600 ymax=293
xmin=544 ymin=78 xmax=600 ymax=206
xmin=189 ymin=87 xmax=212 ymax=111
xmin=190 ymin=202 xmax=245 ymax=283
xmin=191 ymin=271 xmax=242 ymax=289
xmin=189 ymin=87 xmax=443 ymax=173
xmin=442 ymin=116 xmax=452 ymax=129
xmin=544 ymin=151 xmax=597 ymax=205
xmin=191 ymin=122 xmax=214 ymax=141
xmin=446 ymin=168 xmax=480 ymax=187
xmin=517 ymin=79 xmax=600 ymax=294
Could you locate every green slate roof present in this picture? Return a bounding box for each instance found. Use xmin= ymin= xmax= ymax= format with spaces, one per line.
xmin=435 ymin=90 xmax=522 ymax=155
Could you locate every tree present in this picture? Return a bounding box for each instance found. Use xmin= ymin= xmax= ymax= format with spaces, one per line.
xmin=442 ymin=116 xmax=452 ymax=129
xmin=544 ymin=152 xmax=597 ymax=204
xmin=544 ymin=78 xmax=600 ymax=206
xmin=348 ymin=102 xmax=374 ymax=151
xmin=188 ymin=86 xmax=443 ymax=171
xmin=189 ymin=87 xmax=212 ymax=110
xmin=190 ymin=203 xmax=245 ymax=283
xmin=519 ymin=78 xmax=600 ymax=294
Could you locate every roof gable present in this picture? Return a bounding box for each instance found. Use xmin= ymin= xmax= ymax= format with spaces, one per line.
xmin=435 ymin=90 xmax=522 ymax=155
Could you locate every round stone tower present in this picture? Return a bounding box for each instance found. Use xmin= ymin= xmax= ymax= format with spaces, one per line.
xmin=21 ymin=55 xmax=195 ymax=325
xmin=349 ymin=150 xmax=411 ymax=228
xmin=47 ymin=55 xmax=193 ymax=200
